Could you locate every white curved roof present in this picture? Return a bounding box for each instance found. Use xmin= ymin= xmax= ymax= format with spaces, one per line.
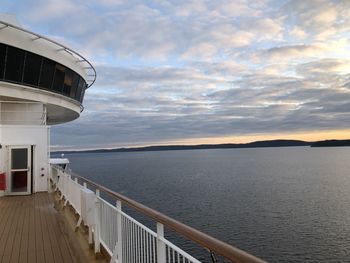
xmin=0 ymin=19 xmax=96 ymax=88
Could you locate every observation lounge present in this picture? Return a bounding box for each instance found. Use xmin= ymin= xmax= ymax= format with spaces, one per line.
xmin=0 ymin=16 xmax=95 ymax=126
xmin=0 ymin=42 xmax=87 ymax=104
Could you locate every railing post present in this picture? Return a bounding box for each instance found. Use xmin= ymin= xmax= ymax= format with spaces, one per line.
xmin=53 ymin=167 xmax=58 ymax=191
xmin=117 ymin=200 xmax=123 ymax=263
xmin=75 ymin=177 xmax=83 ymax=231
xmin=157 ymin=223 xmax=166 ymax=263
xmin=111 ymin=200 xmax=123 ymax=263
xmin=63 ymin=174 xmax=71 ymax=207
xmin=94 ymin=189 xmax=101 ymax=254
xmin=59 ymin=171 xmax=64 ymax=200
xmin=84 ymin=181 xmax=92 ymax=245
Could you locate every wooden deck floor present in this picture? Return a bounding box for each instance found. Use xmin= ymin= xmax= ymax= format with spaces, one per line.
xmin=0 ymin=192 xmax=99 ymax=263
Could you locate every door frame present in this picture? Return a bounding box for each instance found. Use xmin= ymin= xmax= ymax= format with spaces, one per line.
xmin=7 ymin=145 xmax=32 ymax=195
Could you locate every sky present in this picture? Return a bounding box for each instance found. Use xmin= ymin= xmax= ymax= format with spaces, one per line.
xmin=1 ymin=0 xmax=350 ymax=150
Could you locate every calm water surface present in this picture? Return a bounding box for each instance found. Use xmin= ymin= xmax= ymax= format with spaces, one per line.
xmin=64 ymin=147 xmax=350 ymax=262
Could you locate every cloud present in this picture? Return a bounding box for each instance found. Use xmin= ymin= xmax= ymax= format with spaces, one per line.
xmin=8 ymin=0 xmax=285 ymax=60
xmin=281 ymin=0 xmax=350 ymax=39
xmin=296 ymin=59 xmax=350 ymax=76
xmin=289 ymin=27 xmax=307 ymax=39
xmin=254 ymin=44 xmax=326 ymax=62
xmin=53 ymin=56 xmax=350 ymax=149
xmin=3 ymin=0 xmax=350 ymax=149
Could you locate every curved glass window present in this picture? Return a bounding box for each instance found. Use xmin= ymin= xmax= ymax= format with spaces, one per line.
xmin=0 ymin=44 xmax=6 ymax=79
xmin=0 ymin=43 xmax=87 ymax=103
xmin=5 ymin=46 xmax=25 ymax=82
xmin=23 ymin=52 xmax=41 ymax=86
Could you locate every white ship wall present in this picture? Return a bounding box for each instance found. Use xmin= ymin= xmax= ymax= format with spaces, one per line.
xmin=1 ymin=102 xmax=45 ymax=125
xmin=0 ymin=125 xmax=49 ymax=193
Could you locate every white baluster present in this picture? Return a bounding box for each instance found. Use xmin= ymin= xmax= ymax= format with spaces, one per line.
xmin=117 ymin=200 xmax=123 ymax=263
xmin=94 ymin=189 xmax=101 ymax=254
xmin=157 ymin=223 xmax=166 ymax=263
xmin=111 ymin=200 xmax=122 ymax=263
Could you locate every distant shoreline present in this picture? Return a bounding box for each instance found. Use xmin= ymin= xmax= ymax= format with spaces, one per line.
xmin=51 ymin=139 xmax=350 ymax=154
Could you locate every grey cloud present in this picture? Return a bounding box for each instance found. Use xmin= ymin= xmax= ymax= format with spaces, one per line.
xmin=52 ymin=57 xmax=350 ymax=149
xmin=15 ymin=0 xmax=285 ymax=60
xmin=281 ymin=0 xmax=350 ymax=38
xmin=296 ymin=59 xmax=350 ymax=76
xmin=6 ymin=0 xmax=350 ymax=149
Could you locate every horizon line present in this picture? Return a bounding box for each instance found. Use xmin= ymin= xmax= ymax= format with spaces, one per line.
xmin=50 ymin=138 xmax=350 ymax=153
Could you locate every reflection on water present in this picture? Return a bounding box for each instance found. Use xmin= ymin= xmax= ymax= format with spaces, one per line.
xmin=64 ymin=147 xmax=350 ymax=262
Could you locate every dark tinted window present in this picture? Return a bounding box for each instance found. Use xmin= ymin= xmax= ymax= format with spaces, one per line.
xmin=63 ymin=69 xmax=73 ymax=96
xmin=23 ymin=52 xmax=42 ymax=86
xmin=39 ymin=58 xmax=55 ymax=89
xmin=4 ymin=46 xmax=24 ymax=82
xmin=0 ymin=43 xmax=6 ymax=79
xmin=52 ymin=64 xmax=65 ymax=92
xmin=76 ymin=77 xmax=84 ymax=100
xmin=79 ymin=81 xmax=86 ymax=102
xmin=70 ymin=73 xmax=79 ymax=98
xmin=0 ymin=43 xmax=88 ymax=103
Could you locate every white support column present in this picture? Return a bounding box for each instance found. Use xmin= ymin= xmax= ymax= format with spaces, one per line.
xmin=94 ymin=189 xmax=101 ymax=254
xmin=157 ymin=223 xmax=166 ymax=263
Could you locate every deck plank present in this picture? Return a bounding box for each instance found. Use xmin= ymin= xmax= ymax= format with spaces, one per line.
xmin=0 ymin=196 xmax=19 ymax=261
xmin=50 ymin=201 xmax=78 ymax=262
xmin=0 ymin=192 xmax=104 ymax=263
xmin=28 ymin=198 xmax=36 ymax=263
xmin=18 ymin=201 xmax=30 ymax=263
xmin=0 ymin=193 xmax=77 ymax=263
xmin=0 ymin=198 xmax=11 ymax=240
xmin=7 ymin=197 xmax=27 ymax=263
xmin=34 ymin=194 xmax=45 ymax=263
xmin=39 ymin=193 xmax=55 ymax=263
xmin=43 ymin=192 xmax=63 ymax=263
xmin=1 ymin=198 xmax=18 ymax=263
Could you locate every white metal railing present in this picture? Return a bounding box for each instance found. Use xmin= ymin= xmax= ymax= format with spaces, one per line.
xmin=51 ymin=165 xmax=201 ymax=263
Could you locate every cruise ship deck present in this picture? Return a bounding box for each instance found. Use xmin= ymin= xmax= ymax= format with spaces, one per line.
xmin=0 ymin=192 xmax=107 ymax=263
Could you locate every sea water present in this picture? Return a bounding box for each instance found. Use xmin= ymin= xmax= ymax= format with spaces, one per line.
xmin=64 ymin=147 xmax=350 ymax=262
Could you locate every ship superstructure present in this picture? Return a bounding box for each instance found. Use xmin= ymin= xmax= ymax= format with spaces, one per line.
xmin=0 ymin=15 xmax=95 ymax=196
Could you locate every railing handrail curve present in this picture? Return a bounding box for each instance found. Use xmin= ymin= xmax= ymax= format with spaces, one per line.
xmin=53 ymin=165 xmax=266 ymax=263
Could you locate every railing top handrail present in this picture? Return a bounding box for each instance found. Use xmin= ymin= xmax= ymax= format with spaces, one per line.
xmin=53 ymin=165 xmax=266 ymax=263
